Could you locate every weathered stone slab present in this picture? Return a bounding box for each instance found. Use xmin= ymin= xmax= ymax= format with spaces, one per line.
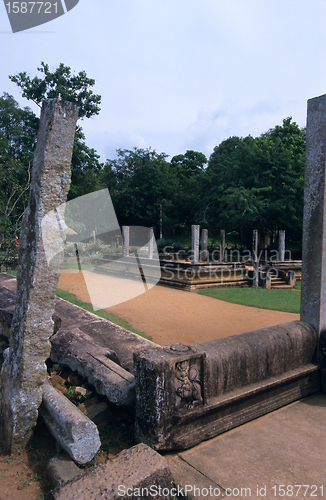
xmin=278 ymin=229 xmax=286 ymax=262
xmin=165 ymin=454 xmax=226 ymax=500
xmin=53 ymin=297 xmax=155 ymax=374
xmin=301 ymin=94 xmax=326 ymax=363
xmin=47 ymin=452 xmax=83 ymax=488
xmin=50 ymin=327 xmax=136 ymax=405
xmin=40 ymin=378 xmax=101 ymax=464
xmin=191 ymin=225 xmax=200 ymax=264
xmin=0 ymin=275 xmax=156 ymax=375
xmin=50 ymin=443 xmax=175 ymax=500
xmin=134 ymin=322 xmax=319 ymax=450
xmin=0 ymin=99 xmax=78 ymax=453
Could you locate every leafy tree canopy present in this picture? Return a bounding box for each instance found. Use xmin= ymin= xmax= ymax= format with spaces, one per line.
xmin=0 ymin=93 xmax=38 ymax=253
xmin=9 ymin=62 xmax=101 ymax=118
xmin=204 ymin=117 xmax=306 ymax=243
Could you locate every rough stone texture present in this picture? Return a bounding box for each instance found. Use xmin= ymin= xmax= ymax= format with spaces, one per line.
xmin=40 ymin=378 xmax=101 ymax=464
xmin=252 ymin=229 xmax=258 ymax=261
xmin=252 ymin=260 xmax=259 ymax=287
xmin=220 ymin=230 xmax=225 ymax=262
xmin=0 ymin=274 xmax=156 ymax=376
xmin=47 ymin=452 xmax=83 ymax=488
xmin=288 ymin=270 xmax=296 ymax=287
xmin=0 ymin=288 xmax=61 ymax=337
xmin=0 ymin=99 xmax=78 ymax=453
xmin=134 ymin=322 xmax=319 ymax=450
xmin=148 ymin=227 xmax=154 ymax=259
xmin=200 ymin=228 xmax=208 ymax=261
xmin=50 ymin=443 xmax=176 ymax=500
xmin=191 ymin=225 xmax=200 ymax=264
xmin=50 ymin=327 xmax=136 ymax=405
xmin=265 ymin=271 xmax=272 ymax=289
xmin=166 ymin=454 xmax=226 ymax=500
xmin=301 ymin=94 xmax=326 ymax=364
xmin=122 ymin=225 xmax=130 ymax=257
xmin=278 ymin=229 xmax=286 ymax=262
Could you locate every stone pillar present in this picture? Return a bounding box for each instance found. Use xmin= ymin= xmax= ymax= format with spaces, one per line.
xmin=201 ymin=228 xmax=208 ymax=262
xmin=301 ymin=94 xmax=326 ymax=361
xmin=288 ymin=270 xmax=296 ymax=287
xmin=0 ymin=99 xmax=78 ymax=453
xmin=265 ymin=271 xmax=272 ymax=290
xmin=148 ymin=227 xmax=154 ymax=259
xmin=220 ymin=230 xmax=225 ymax=262
xmin=191 ymin=225 xmax=200 ymax=264
xmin=253 ymin=260 xmax=259 ymax=288
xmin=279 ymin=230 xmax=285 ymax=261
xmin=252 ymin=229 xmax=258 ymax=262
xmin=122 ymin=226 xmax=129 ymax=257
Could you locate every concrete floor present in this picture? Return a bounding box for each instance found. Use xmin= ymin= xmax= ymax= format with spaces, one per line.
xmin=165 ymin=392 xmax=326 ymax=500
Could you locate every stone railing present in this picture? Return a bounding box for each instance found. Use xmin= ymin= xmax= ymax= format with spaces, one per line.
xmin=133 ymin=321 xmax=320 ymax=450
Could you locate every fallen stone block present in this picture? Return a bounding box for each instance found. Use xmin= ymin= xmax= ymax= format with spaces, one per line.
xmin=50 ymin=443 xmax=176 ymax=500
xmin=47 ymin=452 xmax=83 ymax=488
xmin=50 ymin=328 xmax=135 ymax=406
xmin=40 ymin=378 xmax=101 ymax=465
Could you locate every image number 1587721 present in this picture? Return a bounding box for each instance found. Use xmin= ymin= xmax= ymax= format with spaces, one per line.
xmin=5 ymin=2 xmax=58 ymax=14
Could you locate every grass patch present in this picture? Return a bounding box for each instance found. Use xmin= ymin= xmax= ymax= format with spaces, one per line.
xmin=198 ymin=287 xmax=301 ymax=314
xmin=55 ymin=288 xmax=152 ymax=340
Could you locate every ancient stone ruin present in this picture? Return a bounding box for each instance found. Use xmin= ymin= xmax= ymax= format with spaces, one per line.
xmin=0 ymin=98 xmax=79 ymax=453
xmin=0 ymin=93 xmax=325 ymax=495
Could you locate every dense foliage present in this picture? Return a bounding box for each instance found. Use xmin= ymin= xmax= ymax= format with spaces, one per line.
xmin=9 ymin=62 xmax=101 ymax=119
xmin=202 ymin=118 xmax=305 ymax=244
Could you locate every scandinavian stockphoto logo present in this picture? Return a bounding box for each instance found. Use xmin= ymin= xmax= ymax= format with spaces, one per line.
xmin=41 ymin=189 xmax=161 ymax=311
xmin=3 ymin=0 xmax=79 ymax=33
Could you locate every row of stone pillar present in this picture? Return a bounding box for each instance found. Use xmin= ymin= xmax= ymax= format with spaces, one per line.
xmin=192 ymin=226 xmax=287 ymax=265
xmin=121 ymin=226 xmax=154 ymax=259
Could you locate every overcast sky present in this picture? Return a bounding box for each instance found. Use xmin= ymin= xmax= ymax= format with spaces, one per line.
xmin=1 ymin=0 xmax=326 ymax=163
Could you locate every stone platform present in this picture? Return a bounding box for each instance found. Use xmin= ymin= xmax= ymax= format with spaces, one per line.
xmin=165 ymin=392 xmax=326 ymax=500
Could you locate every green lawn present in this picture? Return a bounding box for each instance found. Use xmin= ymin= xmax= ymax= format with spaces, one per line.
xmin=198 ymin=287 xmax=301 ymax=314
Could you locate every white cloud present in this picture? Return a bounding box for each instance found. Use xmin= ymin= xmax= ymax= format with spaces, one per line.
xmin=1 ymin=0 xmax=326 ymax=161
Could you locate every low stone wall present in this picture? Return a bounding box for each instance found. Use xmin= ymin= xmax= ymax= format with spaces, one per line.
xmin=0 ymin=273 xmax=321 ymax=454
xmin=134 ymin=321 xmax=320 ymax=450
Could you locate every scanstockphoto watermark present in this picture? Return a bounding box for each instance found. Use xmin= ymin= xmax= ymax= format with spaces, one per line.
xmin=3 ymin=0 xmax=79 ymax=33
xmin=117 ymin=484 xmax=256 ymax=497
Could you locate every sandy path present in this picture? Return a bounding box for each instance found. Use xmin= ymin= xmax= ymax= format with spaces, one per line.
xmin=58 ymin=270 xmax=299 ymax=345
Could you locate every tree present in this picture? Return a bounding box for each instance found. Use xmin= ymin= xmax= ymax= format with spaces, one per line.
xmin=171 ymin=150 xmax=207 ymax=178
xmin=0 ymin=93 xmax=38 ymax=261
xmin=104 ymin=148 xmax=179 ymax=233
xmin=203 ymin=118 xmax=305 ymax=244
xmin=9 ymin=63 xmax=104 ymax=200
xmin=68 ymin=127 xmax=105 ymax=199
xmin=170 ymin=150 xmax=207 ymax=231
xmin=9 ymin=62 xmax=101 ymax=119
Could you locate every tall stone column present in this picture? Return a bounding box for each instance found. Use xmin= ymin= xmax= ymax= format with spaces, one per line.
xmin=191 ymin=225 xmax=200 ymax=264
xmin=220 ymin=230 xmax=225 ymax=262
xmin=148 ymin=227 xmax=154 ymax=259
xmin=201 ymin=228 xmax=208 ymax=261
xmin=278 ymin=230 xmax=285 ymax=261
xmin=122 ymin=226 xmax=130 ymax=257
xmin=252 ymin=229 xmax=258 ymax=262
xmin=301 ymin=94 xmax=326 ymax=363
xmin=0 ymin=99 xmax=78 ymax=453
